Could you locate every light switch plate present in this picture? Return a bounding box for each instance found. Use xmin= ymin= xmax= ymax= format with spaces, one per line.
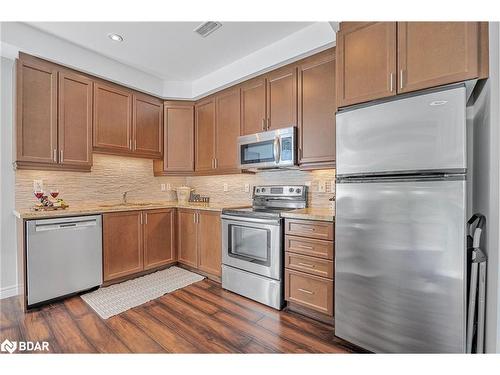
xmin=166 ymin=183 xmax=171 ymax=191
xmin=223 ymin=183 xmax=229 ymax=192
xmin=244 ymin=183 xmax=250 ymax=193
xmin=319 ymin=181 xmax=326 ymax=193
xmin=160 ymin=183 xmax=166 ymax=191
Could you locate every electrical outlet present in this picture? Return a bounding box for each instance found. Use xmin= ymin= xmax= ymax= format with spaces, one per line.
xmin=223 ymin=183 xmax=229 ymax=192
xmin=319 ymin=181 xmax=326 ymax=193
xmin=160 ymin=183 xmax=166 ymax=191
xmin=244 ymin=184 xmax=250 ymax=193
xmin=33 ymin=180 xmax=43 ymax=192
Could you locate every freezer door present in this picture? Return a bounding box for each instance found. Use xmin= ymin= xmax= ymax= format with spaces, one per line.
xmin=335 ymin=179 xmax=466 ymax=353
xmin=336 ymin=86 xmax=466 ymax=176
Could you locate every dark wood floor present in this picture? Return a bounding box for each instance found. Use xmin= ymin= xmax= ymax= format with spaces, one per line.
xmin=0 ymin=279 xmax=357 ymax=353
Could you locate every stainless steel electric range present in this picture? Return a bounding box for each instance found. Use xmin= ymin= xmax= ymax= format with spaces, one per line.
xmin=221 ymin=185 xmax=307 ymax=309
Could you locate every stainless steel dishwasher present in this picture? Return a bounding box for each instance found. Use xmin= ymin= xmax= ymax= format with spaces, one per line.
xmin=26 ymin=215 xmax=103 ymax=307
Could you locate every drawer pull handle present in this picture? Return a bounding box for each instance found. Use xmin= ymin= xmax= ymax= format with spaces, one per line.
xmin=299 ymin=226 xmax=315 ymax=231
xmin=297 ymin=244 xmax=313 ymax=250
xmin=298 ymin=262 xmax=315 ymax=268
xmin=298 ymin=288 xmax=314 ymax=295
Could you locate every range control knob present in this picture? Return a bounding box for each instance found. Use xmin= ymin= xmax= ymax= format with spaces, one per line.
xmin=296 ymin=188 xmax=301 ymax=193
xmin=261 ymin=188 xmax=266 ymax=193
xmin=289 ymin=187 xmax=294 ymax=193
xmin=256 ymin=188 xmax=260 ymax=193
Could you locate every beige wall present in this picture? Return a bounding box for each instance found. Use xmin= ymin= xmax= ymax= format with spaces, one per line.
xmin=15 ymin=154 xmax=335 ymax=210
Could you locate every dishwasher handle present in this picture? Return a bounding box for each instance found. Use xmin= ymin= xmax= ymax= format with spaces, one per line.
xmin=35 ymin=218 xmax=98 ymax=232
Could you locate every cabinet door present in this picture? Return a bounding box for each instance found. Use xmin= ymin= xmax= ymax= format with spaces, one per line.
xmin=161 ymin=102 xmax=194 ymax=172
xmin=336 ymin=22 xmax=397 ymax=107
xmin=298 ymin=49 xmax=336 ymax=167
xmin=103 ymin=211 xmax=143 ymax=282
xmin=177 ymin=209 xmax=198 ymax=268
xmin=197 ymin=211 xmax=222 ymax=277
xmin=16 ymin=56 xmax=58 ymax=164
xmin=240 ymin=77 xmax=267 ymax=135
xmin=398 ymin=22 xmax=480 ymax=94
xmin=266 ymin=66 xmax=297 ymax=130
xmin=58 ymin=71 xmax=93 ymax=168
xmin=195 ymin=98 xmax=216 ymax=172
xmin=143 ymin=209 xmax=176 ymax=270
xmin=215 ymin=88 xmax=240 ymax=171
xmin=133 ymin=93 xmax=163 ymax=158
xmin=93 ymin=82 xmax=132 ymax=153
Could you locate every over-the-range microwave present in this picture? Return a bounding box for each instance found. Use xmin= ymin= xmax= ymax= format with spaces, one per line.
xmin=237 ymin=127 xmax=297 ymax=170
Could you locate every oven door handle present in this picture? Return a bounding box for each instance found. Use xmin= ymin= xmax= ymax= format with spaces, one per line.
xmin=221 ymin=214 xmax=281 ymax=226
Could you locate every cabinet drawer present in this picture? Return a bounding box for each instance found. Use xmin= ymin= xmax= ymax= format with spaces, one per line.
xmin=284 ymin=219 xmax=334 ymax=240
xmin=285 ymin=269 xmax=333 ymax=316
xmin=285 ymin=235 xmax=334 ymax=260
xmin=285 ymin=252 xmax=333 ymax=279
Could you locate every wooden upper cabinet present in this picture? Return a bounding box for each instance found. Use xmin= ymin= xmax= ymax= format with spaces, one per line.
xmin=143 ymin=209 xmax=176 ymax=270
xmin=177 ymin=209 xmax=198 ymax=268
xmin=16 ymin=57 xmax=58 ymax=165
xmin=195 ymin=98 xmax=216 ymax=172
xmin=133 ymin=94 xmax=163 ymax=158
xmin=266 ymin=66 xmax=297 ymax=131
xmin=215 ymin=88 xmax=241 ymax=171
xmin=154 ymin=101 xmax=194 ymax=175
xmin=58 ymin=71 xmax=93 ymax=168
xmin=93 ymin=82 xmax=132 ymax=153
xmin=298 ymin=49 xmax=336 ymax=167
xmin=398 ymin=22 xmax=481 ymax=93
xmin=336 ymin=22 xmax=397 ymax=107
xmin=103 ymin=211 xmax=144 ymax=282
xmin=240 ymin=77 xmax=267 ymax=135
xmin=197 ymin=211 xmax=222 ymax=277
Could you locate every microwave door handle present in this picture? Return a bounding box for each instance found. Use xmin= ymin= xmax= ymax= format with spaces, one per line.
xmin=274 ymin=137 xmax=280 ymax=164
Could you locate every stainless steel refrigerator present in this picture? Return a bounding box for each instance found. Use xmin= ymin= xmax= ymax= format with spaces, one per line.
xmin=335 ymin=84 xmax=468 ymax=353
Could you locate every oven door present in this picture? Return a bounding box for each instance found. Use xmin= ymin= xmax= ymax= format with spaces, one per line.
xmin=221 ymin=215 xmax=282 ymax=280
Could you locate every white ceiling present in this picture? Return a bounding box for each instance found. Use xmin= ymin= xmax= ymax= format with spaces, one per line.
xmin=27 ymin=22 xmax=314 ymax=81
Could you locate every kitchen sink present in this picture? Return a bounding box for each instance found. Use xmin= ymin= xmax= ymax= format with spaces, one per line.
xmin=98 ymin=202 xmax=159 ymax=208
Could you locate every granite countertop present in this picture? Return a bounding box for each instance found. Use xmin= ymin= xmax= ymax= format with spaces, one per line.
xmin=13 ymin=201 xmax=250 ymax=220
xmin=281 ymin=207 xmax=335 ymax=222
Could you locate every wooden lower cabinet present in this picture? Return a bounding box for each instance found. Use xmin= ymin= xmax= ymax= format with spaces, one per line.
xmin=103 ymin=211 xmax=144 ymax=282
xmin=285 ymin=269 xmax=333 ymax=316
xmin=177 ymin=209 xmax=198 ymax=268
xmin=103 ymin=209 xmax=176 ymax=282
xmin=284 ymin=218 xmax=335 ymax=320
xmin=143 ymin=209 xmax=176 ymax=270
xmin=177 ymin=209 xmax=222 ymax=278
xmin=197 ymin=211 xmax=222 ymax=277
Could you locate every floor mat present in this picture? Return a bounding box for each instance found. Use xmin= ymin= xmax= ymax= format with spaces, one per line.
xmin=81 ymin=266 xmax=204 ymax=319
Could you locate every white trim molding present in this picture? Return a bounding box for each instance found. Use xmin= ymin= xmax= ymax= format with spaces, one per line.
xmin=0 ymin=284 xmax=20 ymax=300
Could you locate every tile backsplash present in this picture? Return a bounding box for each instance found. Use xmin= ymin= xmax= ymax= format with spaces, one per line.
xmin=187 ymin=169 xmax=335 ymax=208
xmin=15 ymin=154 xmax=335 ymax=210
xmin=15 ymin=154 xmax=185 ymax=210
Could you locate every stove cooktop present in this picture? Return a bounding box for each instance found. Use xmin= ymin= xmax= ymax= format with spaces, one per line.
xmin=222 ymin=206 xmax=297 ymax=219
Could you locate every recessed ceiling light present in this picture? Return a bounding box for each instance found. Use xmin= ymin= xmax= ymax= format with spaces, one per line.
xmin=107 ymin=33 xmax=124 ymax=42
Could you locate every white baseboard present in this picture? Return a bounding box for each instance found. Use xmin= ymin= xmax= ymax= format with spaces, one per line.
xmin=0 ymin=284 xmax=21 ymax=299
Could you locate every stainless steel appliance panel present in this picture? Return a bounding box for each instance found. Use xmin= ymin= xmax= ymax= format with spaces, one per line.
xmin=27 ymin=215 xmax=103 ymax=306
xmin=222 ymin=215 xmax=282 ymax=280
xmin=335 ymin=179 xmax=466 ymax=353
xmin=238 ymin=127 xmax=296 ymax=169
xmin=222 ymin=265 xmax=283 ymax=309
xmin=336 ymin=86 xmax=466 ymax=176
